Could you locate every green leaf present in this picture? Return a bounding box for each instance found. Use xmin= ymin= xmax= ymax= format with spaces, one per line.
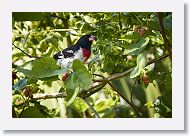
xmin=53 ymin=32 xmax=63 ymax=41
xmin=154 ymin=93 xmax=172 ymax=118
xmin=144 ymin=101 xmax=154 ymax=108
xmin=123 ymin=37 xmax=150 ymax=55
xmin=146 ymin=21 xmax=160 ymax=31
xmin=66 ymin=87 xmax=80 ymax=107
xmin=17 ymin=57 xmax=68 ymax=79
xmin=65 ymin=60 xmax=92 ymax=90
xmin=31 ymin=57 xmax=67 ymax=78
xmin=38 ymin=76 xmax=60 ymax=81
xmin=40 ymin=99 xmax=58 ymax=110
xmin=158 ymin=92 xmax=172 ymax=110
xmin=45 ymin=35 xmax=58 ymax=47
xmin=114 ymin=105 xmax=133 ymax=118
xmin=101 ymin=109 xmax=115 ymax=118
xmin=130 ymin=51 xmax=147 ymax=78
xmin=20 ymin=106 xmax=46 ymax=118
xmin=17 ymin=66 xmax=32 ymax=77
xmin=94 ymin=99 xmax=115 ymax=112
xmin=164 ymin=14 xmax=172 ymax=30
xmin=71 ymin=97 xmax=89 ymax=112
xmin=12 ymin=78 xmax=27 ymax=91
xmin=121 ymin=33 xmax=142 ymax=40
xmin=84 ymin=15 xmax=96 ymax=24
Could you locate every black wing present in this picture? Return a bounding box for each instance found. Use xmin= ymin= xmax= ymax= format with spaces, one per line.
xmin=53 ymin=44 xmax=80 ymax=59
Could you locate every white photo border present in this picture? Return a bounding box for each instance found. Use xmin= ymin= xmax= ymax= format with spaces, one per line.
xmin=0 ymin=0 xmax=184 ymax=130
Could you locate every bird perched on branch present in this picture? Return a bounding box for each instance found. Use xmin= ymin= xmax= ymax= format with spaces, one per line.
xmin=53 ymin=34 xmax=96 ymax=80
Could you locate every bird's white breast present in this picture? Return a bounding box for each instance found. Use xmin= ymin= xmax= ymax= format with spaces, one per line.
xmin=58 ymin=48 xmax=85 ymax=68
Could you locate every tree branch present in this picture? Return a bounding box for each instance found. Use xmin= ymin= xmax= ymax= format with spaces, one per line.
xmin=30 ymin=53 xmax=170 ymax=101
xmin=157 ymin=12 xmax=172 ymax=60
xmin=31 ymin=92 xmax=67 ymax=100
xmin=118 ymin=12 xmax=122 ymax=30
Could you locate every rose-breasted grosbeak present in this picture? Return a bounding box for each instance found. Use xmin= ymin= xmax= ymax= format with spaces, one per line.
xmin=53 ymin=34 xmax=96 ymax=80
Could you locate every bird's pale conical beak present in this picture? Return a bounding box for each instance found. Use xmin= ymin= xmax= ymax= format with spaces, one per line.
xmin=89 ymin=35 xmax=96 ymax=41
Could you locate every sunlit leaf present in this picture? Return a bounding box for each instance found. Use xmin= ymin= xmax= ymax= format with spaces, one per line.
xmin=94 ymin=99 xmax=115 ymax=112
xmin=121 ymin=33 xmax=142 ymax=40
xmin=130 ymin=51 xmax=147 ymax=78
xmin=84 ymin=15 xmax=96 ymax=24
xmin=144 ymin=101 xmax=154 ymax=108
xmin=123 ymin=37 xmax=149 ymax=55
xmin=53 ymin=32 xmax=63 ymax=41
xmin=71 ymin=97 xmax=89 ymax=112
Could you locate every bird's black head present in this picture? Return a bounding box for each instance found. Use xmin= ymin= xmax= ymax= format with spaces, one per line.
xmin=76 ymin=34 xmax=96 ymax=50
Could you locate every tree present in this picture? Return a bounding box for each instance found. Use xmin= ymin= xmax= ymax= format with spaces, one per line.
xmin=12 ymin=12 xmax=172 ymax=118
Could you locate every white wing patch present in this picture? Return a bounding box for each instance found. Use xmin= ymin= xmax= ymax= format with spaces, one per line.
xmin=58 ymin=48 xmax=85 ymax=68
xmin=66 ymin=50 xmax=73 ymax=53
xmin=58 ymin=56 xmax=64 ymax=59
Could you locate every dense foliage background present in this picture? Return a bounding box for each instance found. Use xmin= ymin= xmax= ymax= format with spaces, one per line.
xmin=12 ymin=12 xmax=172 ymax=118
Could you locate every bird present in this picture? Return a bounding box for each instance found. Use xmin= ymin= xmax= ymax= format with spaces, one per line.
xmin=53 ymin=34 xmax=96 ymax=80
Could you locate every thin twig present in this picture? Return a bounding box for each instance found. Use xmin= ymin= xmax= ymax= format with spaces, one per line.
xmin=12 ymin=44 xmax=40 ymax=59
xmin=107 ymin=82 xmax=142 ymax=117
xmin=92 ymin=79 xmax=105 ymax=82
xmin=134 ymin=14 xmax=143 ymax=25
xmin=92 ymin=73 xmax=105 ymax=79
xmin=82 ymin=83 xmax=107 ymax=98
xmin=146 ymin=53 xmax=170 ymax=66
xmin=81 ymin=97 xmax=100 ymax=118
